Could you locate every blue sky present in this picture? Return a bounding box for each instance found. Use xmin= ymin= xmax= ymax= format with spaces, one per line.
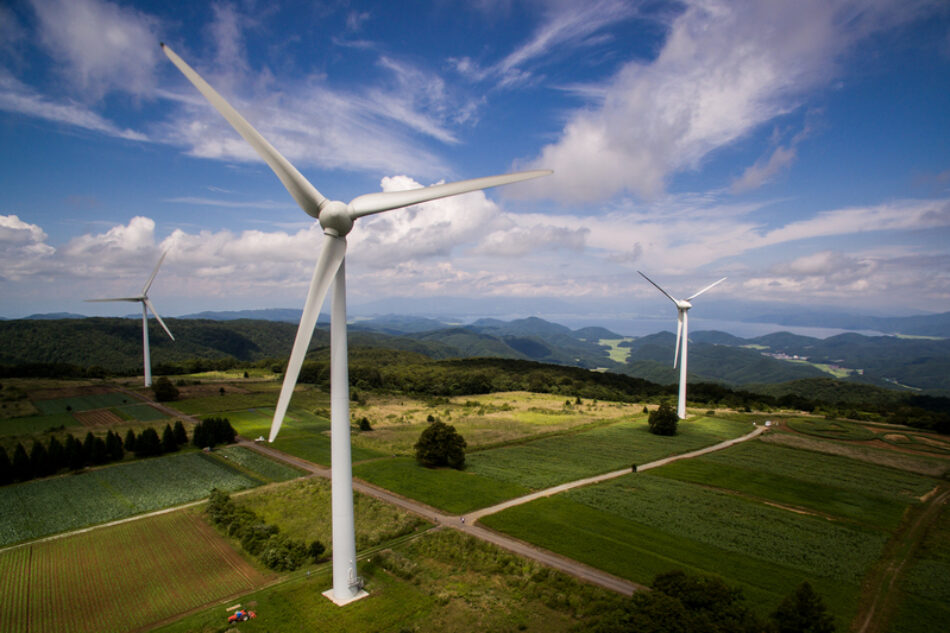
xmin=1 ymin=0 xmax=949 ymax=326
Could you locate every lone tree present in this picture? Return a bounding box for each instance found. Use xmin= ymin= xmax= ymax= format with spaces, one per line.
xmin=415 ymin=419 xmax=467 ymax=469
xmin=152 ymin=376 xmax=179 ymax=402
xmin=649 ymin=401 xmax=679 ymax=436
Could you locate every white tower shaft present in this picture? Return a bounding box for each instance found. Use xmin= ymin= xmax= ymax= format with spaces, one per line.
xmin=325 ymin=258 xmax=366 ymax=605
xmin=142 ymin=303 xmax=152 ymax=387
xmin=677 ymin=310 xmax=688 ymax=419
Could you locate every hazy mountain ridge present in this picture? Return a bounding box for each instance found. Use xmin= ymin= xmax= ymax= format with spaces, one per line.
xmin=1 ymin=315 xmax=948 ymax=395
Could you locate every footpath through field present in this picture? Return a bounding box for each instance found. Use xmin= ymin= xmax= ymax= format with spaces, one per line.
xmin=244 ymin=424 xmax=767 ymax=596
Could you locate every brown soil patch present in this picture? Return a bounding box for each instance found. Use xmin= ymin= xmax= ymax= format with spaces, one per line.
xmin=27 ymin=385 xmax=116 ymax=401
xmin=74 ymin=409 xmax=124 ymax=427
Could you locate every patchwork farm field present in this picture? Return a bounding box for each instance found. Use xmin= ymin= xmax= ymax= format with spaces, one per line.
xmin=465 ymin=415 xmax=751 ymax=489
xmin=0 ymin=510 xmax=271 ymax=633
xmin=0 ymin=448 xmax=290 ymax=546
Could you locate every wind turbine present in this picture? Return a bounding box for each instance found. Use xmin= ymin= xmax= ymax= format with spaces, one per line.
xmin=161 ymin=43 xmax=550 ymax=606
xmin=638 ymin=271 xmax=726 ymax=420
xmin=86 ymin=251 xmax=175 ymax=387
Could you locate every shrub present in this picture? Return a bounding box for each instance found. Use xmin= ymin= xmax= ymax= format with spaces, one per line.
xmin=152 ymin=376 xmax=179 ymax=402
xmin=358 ymin=417 xmax=372 ymax=431
xmin=648 ymin=402 xmax=679 ymax=436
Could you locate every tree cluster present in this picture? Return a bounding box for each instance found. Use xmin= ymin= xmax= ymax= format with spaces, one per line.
xmin=1 ymin=429 xmax=124 ymax=484
xmin=414 ymin=419 xmax=467 ymax=469
xmin=648 ymin=402 xmax=679 ymax=436
xmin=151 ymin=376 xmax=179 ymax=402
xmin=125 ymin=421 xmax=189 ymax=458
xmin=192 ymin=417 xmax=237 ymax=449
xmin=206 ymin=488 xmax=324 ymax=571
xmin=592 ymin=570 xmax=835 ymax=633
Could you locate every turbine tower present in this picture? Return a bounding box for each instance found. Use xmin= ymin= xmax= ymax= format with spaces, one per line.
xmin=638 ymin=271 xmax=726 ymax=420
xmin=162 ymin=44 xmax=551 ymax=606
xmin=87 ymin=251 xmax=175 ymax=387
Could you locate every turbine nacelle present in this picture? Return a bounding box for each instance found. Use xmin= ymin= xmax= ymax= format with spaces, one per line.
xmin=319 ymin=200 xmax=355 ymax=237
xmin=676 ymin=300 xmax=692 ymax=311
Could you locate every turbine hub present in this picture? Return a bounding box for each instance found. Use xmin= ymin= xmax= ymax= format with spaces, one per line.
xmin=318 ymin=200 xmax=354 ymax=237
xmin=677 ymin=300 xmax=692 ymax=310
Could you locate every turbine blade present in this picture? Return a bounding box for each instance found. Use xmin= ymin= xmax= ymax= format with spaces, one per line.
xmin=161 ymin=43 xmax=327 ymax=219
xmin=638 ymin=271 xmax=679 ymax=304
xmin=687 ymin=277 xmax=727 ymax=301
xmin=269 ymin=234 xmax=347 ymax=442
xmin=348 ymin=169 xmax=552 ymax=218
xmin=142 ymin=251 xmax=168 ymax=295
xmin=144 ymin=298 xmax=175 ymax=341
xmin=673 ymin=311 xmax=683 ymax=368
xmin=85 ymin=297 xmax=143 ymax=303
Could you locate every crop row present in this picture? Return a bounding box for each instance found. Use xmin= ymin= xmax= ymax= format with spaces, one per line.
xmin=465 ymin=416 xmax=750 ymax=490
xmin=213 ymin=445 xmax=305 ymax=482
xmin=0 ymin=452 xmax=261 ymax=546
xmin=566 ymin=473 xmax=886 ymax=583
xmin=0 ymin=511 xmax=266 ymax=633
xmin=695 ymin=440 xmax=936 ymax=501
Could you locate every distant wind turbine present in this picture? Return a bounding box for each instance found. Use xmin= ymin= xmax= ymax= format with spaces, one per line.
xmin=86 ymin=251 xmax=174 ymax=387
xmin=162 ymin=43 xmax=551 ymax=606
xmin=638 ymin=271 xmax=726 ymax=420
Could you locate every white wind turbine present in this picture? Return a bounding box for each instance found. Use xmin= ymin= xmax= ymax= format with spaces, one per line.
xmin=162 ymin=43 xmax=550 ymax=605
xmin=638 ymin=271 xmax=726 ymax=420
xmin=86 ymin=251 xmax=175 ymax=387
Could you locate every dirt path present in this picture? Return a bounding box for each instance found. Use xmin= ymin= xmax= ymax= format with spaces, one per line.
xmin=852 ymin=484 xmax=949 ymax=633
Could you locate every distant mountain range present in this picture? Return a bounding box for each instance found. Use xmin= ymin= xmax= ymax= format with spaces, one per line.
xmin=3 ymin=313 xmax=949 ymax=395
xmin=747 ymin=310 xmax=950 ymax=337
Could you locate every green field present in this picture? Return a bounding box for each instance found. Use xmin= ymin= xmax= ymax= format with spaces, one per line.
xmin=465 ymin=415 xmax=751 ymax=490
xmin=481 ymin=473 xmax=880 ymax=625
xmin=354 ymin=457 xmax=530 ymax=514
xmin=650 ymin=440 xmax=935 ymax=530
xmin=0 ymin=449 xmax=273 ymax=546
xmin=115 ymin=402 xmax=168 ymax=421
xmin=237 ymin=477 xmax=428 ymax=551
xmin=153 ymin=528 xmax=619 ymax=633
xmin=786 ymin=417 xmax=878 ymax=440
xmin=0 ymin=510 xmax=270 ymax=633
xmin=214 ymin=445 xmax=306 ymax=482
xmin=890 ymin=500 xmax=950 ymax=632
xmin=0 ymin=412 xmax=80 ymax=437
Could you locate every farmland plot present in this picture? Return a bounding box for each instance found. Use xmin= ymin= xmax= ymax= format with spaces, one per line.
xmin=0 ymin=452 xmax=262 ymax=546
xmin=33 ymin=392 xmax=132 ymax=415
xmin=0 ymin=511 xmax=270 ymax=633
xmin=466 ymin=416 xmax=750 ymax=490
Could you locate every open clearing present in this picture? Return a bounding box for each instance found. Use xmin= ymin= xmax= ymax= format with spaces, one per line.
xmin=0 ymin=510 xmax=271 ymax=633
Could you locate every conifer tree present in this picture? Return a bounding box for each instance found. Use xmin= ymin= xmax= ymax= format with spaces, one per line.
xmin=162 ymin=424 xmax=178 ymax=453
xmin=64 ymin=434 xmax=84 ymax=470
xmin=91 ymin=436 xmax=109 ymax=465
xmin=12 ymin=443 xmax=32 ymax=482
xmin=0 ymin=446 xmax=12 ymax=485
xmin=82 ymin=432 xmax=96 ymax=466
xmin=124 ymin=429 xmax=137 ymax=452
xmin=135 ymin=428 xmax=163 ymax=457
xmin=173 ymin=420 xmax=187 ymax=445
xmin=47 ymin=436 xmax=65 ymax=472
xmin=30 ymin=441 xmax=51 ymax=477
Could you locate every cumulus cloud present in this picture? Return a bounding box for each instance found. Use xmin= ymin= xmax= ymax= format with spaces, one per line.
xmin=517 ymin=0 xmax=939 ymax=202
xmin=29 ymin=0 xmax=162 ymax=100
xmin=0 ymin=215 xmax=55 ymax=282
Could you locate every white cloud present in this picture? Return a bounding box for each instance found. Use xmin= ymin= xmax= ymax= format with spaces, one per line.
xmin=29 ymin=0 xmax=162 ymax=100
xmin=0 ymin=214 xmax=55 ymax=282
xmin=518 ymin=0 xmax=940 ymax=202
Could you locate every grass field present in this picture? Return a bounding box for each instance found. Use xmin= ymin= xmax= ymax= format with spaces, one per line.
xmin=786 ymin=417 xmax=877 ymax=440
xmin=481 ymin=473 xmax=880 ymax=626
xmin=114 ymin=402 xmax=168 ymax=421
xmin=465 ymin=415 xmax=751 ymax=490
xmin=0 ymin=450 xmax=269 ymax=546
xmin=0 ymin=510 xmax=270 ymax=633
xmin=354 ymin=457 xmax=530 ymax=514
xmin=32 ymin=392 xmax=134 ymax=415
xmin=152 ymin=528 xmax=621 ymax=633
xmin=237 ymin=477 xmax=428 ymax=551
xmin=0 ymin=412 xmax=80 ymax=437
xmin=890 ymin=499 xmax=950 ymax=632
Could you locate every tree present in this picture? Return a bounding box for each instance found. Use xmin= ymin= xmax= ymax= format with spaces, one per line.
xmin=162 ymin=424 xmax=178 ymax=453
xmin=30 ymin=441 xmax=51 ymax=477
xmin=308 ymin=540 xmax=326 ymax=562
xmin=358 ymin=416 xmax=372 ymax=431
xmin=0 ymin=446 xmax=12 ymax=485
xmin=173 ymin=420 xmax=188 ymax=445
xmin=649 ymin=401 xmax=679 ymax=436
xmin=770 ymin=582 xmax=836 ymax=633
xmin=135 ymin=428 xmax=162 ymax=457
xmin=152 ymin=376 xmax=179 ymax=402
xmin=12 ymin=443 xmax=32 ymax=482
xmin=64 ymin=434 xmax=84 ymax=470
xmin=105 ymin=430 xmax=124 ymax=462
xmin=91 ymin=436 xmax=109 ymax=464
xmin=47 ymin=436 xmax=65 ymax=472
xmin=415 ymin=419 xmax=467 ymax=469
xmin=124 ymin=429 xmax=137 ymax=452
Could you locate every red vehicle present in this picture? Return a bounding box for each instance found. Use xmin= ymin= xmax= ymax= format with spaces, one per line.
xmin=228 ymin=609 xmax=256 ymax=623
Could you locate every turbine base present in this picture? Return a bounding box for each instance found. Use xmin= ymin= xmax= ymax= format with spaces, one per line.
xmin=323 ymin=587 xmax=369 ymax=606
